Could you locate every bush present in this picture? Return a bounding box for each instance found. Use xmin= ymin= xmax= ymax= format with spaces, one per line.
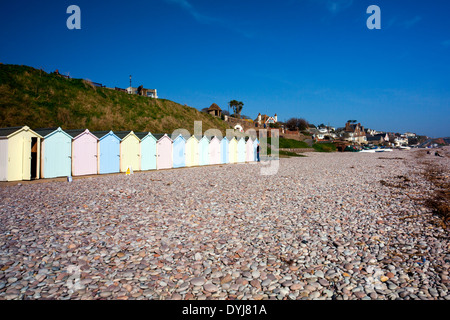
xmin=312 ymin=143 xmax=336 ymax=152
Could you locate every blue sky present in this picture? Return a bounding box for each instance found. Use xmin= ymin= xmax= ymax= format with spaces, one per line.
xmin=1 ymin=0 xmax=449 ymax=137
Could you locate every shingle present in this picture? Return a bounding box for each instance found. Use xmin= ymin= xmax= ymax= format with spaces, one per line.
xmin=0 ymin=126 xmax=24 ymax=137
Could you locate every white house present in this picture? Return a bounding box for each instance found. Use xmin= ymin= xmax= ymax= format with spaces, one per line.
xmin=126 ymin=87 xmax=158 ymax=98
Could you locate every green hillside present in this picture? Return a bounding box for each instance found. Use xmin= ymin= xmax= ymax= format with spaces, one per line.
xmin=0 ymin=64 xmax=231 ymax=134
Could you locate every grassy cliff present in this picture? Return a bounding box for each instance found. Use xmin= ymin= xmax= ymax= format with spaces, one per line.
xmin=0 ymin=64 xmax=230 ymax=134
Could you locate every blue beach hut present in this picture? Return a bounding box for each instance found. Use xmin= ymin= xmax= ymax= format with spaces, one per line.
xmin=172 ymin=134 xmax=186 ymax=168
xmin=92 ymin=131 xmax=121 ymax=174
xmin=220 ymin=137 xmax=229 ymax=164
xmin=136 ymin=132 xmax=157 ymax=171
xmin=198 ymin=135 xmax=210 ymax=166
xmin=35 ymin=127 xmax=72 ymax=179
xmin=237 ymin=137 xmax=246 ymax=163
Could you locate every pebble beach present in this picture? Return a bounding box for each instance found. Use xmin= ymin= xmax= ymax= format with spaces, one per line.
xmin=0 ymin=148 xmax=449 ymax=300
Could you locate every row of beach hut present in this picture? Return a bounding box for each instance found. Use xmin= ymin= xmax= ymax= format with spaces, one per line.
xmin=0 ymin=126 xmax=259 ymax=182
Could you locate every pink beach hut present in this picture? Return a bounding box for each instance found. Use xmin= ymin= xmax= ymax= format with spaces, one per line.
xmin=154 ymin=134 xmax=173 ymax=170
xmin=66 ymin=129 xmax=99 ymax=176
xmin=208 ymin=135 xmax=221 ymax=165
xmin=246 ymin=137 xmax=254 ymax=162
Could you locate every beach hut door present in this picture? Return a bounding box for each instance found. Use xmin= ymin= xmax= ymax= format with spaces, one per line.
xmin=30 ymin=137 xmax=38 ymax=179
xmin=22 ymin=136 xmax=37 ymax=180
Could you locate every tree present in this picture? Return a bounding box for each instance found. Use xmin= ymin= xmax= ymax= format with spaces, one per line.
xmin=286 ymin=117 xmax=309 ymax=131
xmin=228 ymin=100 xmax=244 ymax=118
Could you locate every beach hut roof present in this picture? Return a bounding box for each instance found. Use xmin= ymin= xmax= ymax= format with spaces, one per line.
xmin=173 ymin=133 xmax=188 ymax=141
xmin=34 ymin=127 xmax=72 ymax=139
xmin=91 ymin=130 xmax=120 ymax=140
xmin=0 ymin=126 xmax=24 ymax=137
xmin=135 ymin=132 xmax=157 ymax=141
xmin=153 ymin=133 xmax=171 ymax=141
xmin=113 ymin=130 xmax=136 ymax=140
xmin=0 ymin=126 xmax=43 ymax=139
xmin=65 ymin=129 xmax=96 ymax=139
xmin=91 ymin=130 xmax=111 ymax=139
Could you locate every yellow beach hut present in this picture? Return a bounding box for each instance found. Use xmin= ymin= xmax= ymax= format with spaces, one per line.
xmin=0 ymin=126 xmax=43 ymax=181
xmin=228 ymin=136 xmax=238 ymax=164
xmin=114 ymin=131 xmax=141 ymax=172
xmin=185 ymin=135 xmax=199 ymax=167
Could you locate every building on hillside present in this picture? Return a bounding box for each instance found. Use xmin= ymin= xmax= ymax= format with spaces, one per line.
xmin=207 ymin=103 xmax=222 ymax=117
xmin=366 ymin=134 xmax=385 ymax=145
xmin=254 ymin=113 xmax=277 ymax=128
xmin=342 ymin=122 xmax=367 ymax=144
xmin=126 ymin=86 xmax=158 ymax=98
xmin=393 ymin=134 xmax=409 ymax=146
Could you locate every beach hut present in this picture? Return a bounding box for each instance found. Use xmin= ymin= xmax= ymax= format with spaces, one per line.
xmin=136 ymin=132 xmax=157 ymax=171
xmin=35 ymin=127 xmax=72 ymax=179
xmin=246 ymin=137 xmax=254 ymax=162
xmin=154 ymin=134 xmax=172 ymax=170
xmin=92 ymin=131 xmax=120 ymax=174
xmin=114 ymin=131 xmax=141 ymax=172
xmin=185 ymin=135 xmax=199 ymax=167
xmin=229 ymin=137 xmax=238 ymax=164
xmin=208 ymin=136 xmax=221 ymax=165
xmin=66 ymin=129 xmax=99 ymax=176
xmin=198 ymin=135 xmax=210 ymax=166
xmin=172 ymin=134 xmax=186 ymax=168
xmin=220 ymin=137 xmax=229 ymax=164
xmin=237 ymin=137 xmax=246 ymax=163
xmin=0 ymin=126 xmax=42 ymax=181
xmin=253 ymin=138 xmax=260 ymax=162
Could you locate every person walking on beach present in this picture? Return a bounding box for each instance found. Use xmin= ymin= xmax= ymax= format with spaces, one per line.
xmin=257 ymin=144 xmax=260 ymax=162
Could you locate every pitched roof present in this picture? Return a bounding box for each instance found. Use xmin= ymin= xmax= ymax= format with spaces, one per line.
xmin=135 ymin=132 xmax=153 ymax=140
xmin=34 ymin=127 xmax=74 ymax=139
xmin=58 ymin=129 xmax=88 ymax=138
xmin=33 ymin=127 xmax=60 ymax=137
xmin=153 ymin=133 xmax=171 ymax=141
xmin=113 ymin=131 xmax=134 ymax=139
xmin=0 ymin=126 xmax=25 ymax=137
xmin=91 ymin=130 xmax=113 ymax=139
xmin=207 ymin=103 xmax=221 ymax=111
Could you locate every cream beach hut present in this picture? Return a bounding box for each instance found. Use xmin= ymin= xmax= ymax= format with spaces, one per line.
xmin=0 ymin=126 xmax=42 ymax=181
xmin=114 ymin=131 xmax=141 ymax=173
xmin=185 ymin=135 xmax=199 ymax=167
xmin=228 ymin=137 xmax=238 ymax=164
